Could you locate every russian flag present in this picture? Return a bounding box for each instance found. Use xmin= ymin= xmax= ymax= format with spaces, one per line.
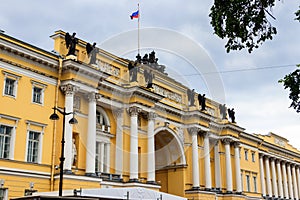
xmin=130 ymin=10 xmax=139 ymax=19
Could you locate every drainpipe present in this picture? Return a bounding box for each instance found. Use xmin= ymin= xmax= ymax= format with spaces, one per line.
xmin=50 ymin=57 xmax=63 ymax=191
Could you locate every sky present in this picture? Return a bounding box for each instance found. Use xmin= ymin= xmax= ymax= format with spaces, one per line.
xmin=1 ymin=1 xmax=300 ymax=148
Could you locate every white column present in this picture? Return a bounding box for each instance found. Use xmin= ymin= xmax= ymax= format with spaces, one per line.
xmin=297 ymin=167 xmax=300 ymax=200
xmin=99 ymin=142 xmax=105 ymax=172
xmin=203 ymin=133 xmax=212 ymax=190
xmin=292 ymin=164 xmax=299 ymax=200
xmin=189 ymin=127 xmax=200 ymax=189
xmin=223 ymin=138 xmax=233 ymax=193
xmin=128 ymin=106 xmax=141 ymax=181
xmin=105 ymin=143 xmax=111 ymax=173
xmin=214 ymin=141 xmax=222 ymax=191
xmin=147 ymin=112 xmax=156 ymax=183
xmin=276 ymin=160 xmax=284 ymax=198
xmin=287 ymin=163 xmax=294 ymax=199
xmin=61 ymin=84 xmax=78 ymax=172
xmin=265 ymin=156 xmax=272 ymax=197
xmin=234 ymin=142 xmax=242 ymax=193
xmin=115 ymin=109 xmax=124 ymax=177
xmin=271 ymin=158 xmax=278 ymax=198
xmin=259 ymin=154 xmax=266 ymax=197
xmin=85 ymin=92 xmax=99 ymax=175
xmin=282 ymin=162 xmax=289 ymax=198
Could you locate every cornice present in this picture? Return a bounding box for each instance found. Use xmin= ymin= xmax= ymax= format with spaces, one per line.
xmin=0 ymin=37 xmax=58 ymax=69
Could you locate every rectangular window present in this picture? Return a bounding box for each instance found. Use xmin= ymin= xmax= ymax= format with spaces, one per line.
xmin=253 ymin=176 xmax=257 ymax=192
xmin=246 ymin=175 xmax=250 ymax=192
xmin=26 ymin=131 xmax=40 ymax=163
xmin=95 ymin=142 xmax=100 ymax=172
xmin=0 ymin=125 xmax=12 ymax=159
xmin=32 ymin=87 xmax=42 ymax=104
xmin=251 ymin=152 xmax=255 ymax=162
xmin=4 ymin=78 xmax=15 ymax=96
xmin=245 ymin=150 xmax=248 ymax=161
xmin=0 ymin=188 xmax=8 ymax=200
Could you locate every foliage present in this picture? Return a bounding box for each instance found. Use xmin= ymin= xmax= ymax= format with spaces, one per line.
xmin=279 ymin=65 xmax=300 ymax=113
xmin=209 ymin=0 xmax=278 ymax=53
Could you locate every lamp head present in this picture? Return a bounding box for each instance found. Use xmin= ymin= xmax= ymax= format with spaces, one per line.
xmin=69 ymin=117 xmax=78 ymax=124
xmin=49 ymin=112 xmax=59 ymax=120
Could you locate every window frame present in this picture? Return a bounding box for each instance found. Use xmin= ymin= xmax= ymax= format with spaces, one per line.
xmin=246 ymin=174 xmax=250 ymax=192
xmin=25 ymin=121 xmax=46 ymax=164
xmin=0 ymin=125 xmax=13 ymax=159
xmin=2 ymin=72 xmax=21 ymax=98
xmin=31 ymin=81 xmax=46 ymax=105
xmin=244 ymin=149 xmax=248 ymax=161
xmin=0 ymin=187 xmax=8 ymax=200
xmin=253 ymin=176 xmax=257 ymax=192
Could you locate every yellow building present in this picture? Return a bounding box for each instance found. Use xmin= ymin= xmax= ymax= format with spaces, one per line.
xmin=1 ymin=30 xmax=300 ymax=200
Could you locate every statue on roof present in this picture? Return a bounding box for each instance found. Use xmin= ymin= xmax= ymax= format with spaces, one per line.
xmin=219 ymin=104 xmax=227 ymax=119
xmin=142 ymin=54 xmax=149 ymax=64
xmin=65 ymin=32 xmax=78 ymax=56
xmin=228 ymin=108 xmax=236 ymax=123
xmin=144 ymin=69 xmax=154 ymax=89
xmin=149 ymin=51 xmax=158 ymax=64
xmin=86 ymin=42 xmax=98 ymax=65
xmin=198 ymin=93 xmax=206 ymax=111
xmin=136 ymin=53 xmax=142 ymax=64
xmin=128 ymin=61 xmax=138 ymax=82
xmin=187 ymin=89 xmax=195 ymax=106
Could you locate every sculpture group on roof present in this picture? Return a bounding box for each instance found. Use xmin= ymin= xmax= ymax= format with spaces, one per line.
xmin=65 ymin=32 xmax=78 ymax=57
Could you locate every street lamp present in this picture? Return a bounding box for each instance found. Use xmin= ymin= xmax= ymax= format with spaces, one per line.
xmin=49 ymin=107 xmax=78 ymax=196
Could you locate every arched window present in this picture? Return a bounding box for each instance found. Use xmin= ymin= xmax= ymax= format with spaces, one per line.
xmin=96 ymin=107 xmax=110 ymax=132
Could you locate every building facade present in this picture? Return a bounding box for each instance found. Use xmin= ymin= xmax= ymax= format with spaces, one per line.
xmin=0 ymin=30 xmax=300 ymax=200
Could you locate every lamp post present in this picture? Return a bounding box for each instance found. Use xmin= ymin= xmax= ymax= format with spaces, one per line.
xmin=49 ymin=107 xmax=78 ymax=196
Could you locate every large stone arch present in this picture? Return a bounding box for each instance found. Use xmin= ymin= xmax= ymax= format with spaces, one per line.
xmin=154 ymin=126 xmax=186 ymax=170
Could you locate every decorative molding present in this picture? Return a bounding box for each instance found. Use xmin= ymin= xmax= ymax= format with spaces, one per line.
xmin=128 ymin=106 xmax=142 ymax=117
xmin=60 ymin=83 xmax=79 ymax=95
xmin=97 ymin=60 xmax=120 ymax=77
xmin=87 ymin=92 xmax=101 ymax=102
xmin=152 ymin=84 xmax=182 ymax=103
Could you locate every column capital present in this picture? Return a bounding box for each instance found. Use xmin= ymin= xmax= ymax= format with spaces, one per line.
xmin=276 ymin=159 xmax=281 ymax=164
xmin=222 ymin=138 xmax=232 ymax=145
xmin=128 ymin=106 xmax=142 ymax=117
xmin=60 ymin=84 xmax=79 ymax=96
xmin=147 ymin=112 xmax=157 ymax=121
xmin=270 ymin=157 xmax=276 ymax=162
xmin=188 ymin=127 xmax=199 ymax=135
xmin=233 ymin=141 xmax=240 ymax=148
xmin=203 ymin=132 xmax=210 ymax=138
xmin=114 ymin=108 xmax=124 ymax=118
xmin=87 ymin=92 xmax=101 ymax=102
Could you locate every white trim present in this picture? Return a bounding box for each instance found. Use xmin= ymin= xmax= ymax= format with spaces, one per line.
xmin=0 ymin=62 xmax=57 ymax=85
xmin=0 ymin=166 xmax=50 ymax=178
xmin=2 ymin=71 xmax=20 ymax=99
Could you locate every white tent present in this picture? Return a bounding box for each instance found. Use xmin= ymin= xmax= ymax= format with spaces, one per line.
xmin=80 ymin=187 xmax=187 ymax=200
xmin=34 ymin=187 xmax=187 ymax=200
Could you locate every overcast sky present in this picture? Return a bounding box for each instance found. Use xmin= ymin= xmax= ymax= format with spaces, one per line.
xmin=1 ymin=1 xmax=300 ymax=148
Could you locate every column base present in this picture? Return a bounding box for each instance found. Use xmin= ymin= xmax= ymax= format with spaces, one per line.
xmin=204 ymin=188 xmax=212 ymax=191
xmin=226 ymin=191 xmax=233 ymax=194
xmin=128 ymin=178 xmax=139 ymax=183
xmin=235 ymin=192 xmax=242 ymax=195
xmin=146 ymin=181 xmax=158 ymax=185
xmin=64 ymin=170 xmax=73 ymax=175
xmin=85 ymin=173 xmax=97 ymax=177
xmin=191 ymin=186 xmax=201 ymax=190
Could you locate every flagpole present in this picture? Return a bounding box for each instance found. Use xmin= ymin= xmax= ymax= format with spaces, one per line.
xmin=138 ymin=3 xmax=140 ymax=55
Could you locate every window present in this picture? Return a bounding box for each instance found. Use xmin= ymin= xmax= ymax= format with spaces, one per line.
xmin=0 ymin=188 xmax=8 ymax=200
xmin=26 ymin=131 xmax=40 ymax=163
xmin=95 ymin=141 xmax=110 ymax=173
xmin=246 ymin=175 xmax=250 ymax=192
xmin=4 ymin=78 xmax=15 ymax=96
xmin=251 ymin=152 xmax=255 ymax=162
xmin=253 ymin=176 xmax=257 ymax=192
xmin=96 ymin=111 xmax=106 ymax=126
xmin=0 ymin=125 xmax=12 ymax=159
xmin=31 ymin=81 xmax=46 ymax=105
xmin=2 ymin=72 xmax=20 ymax=98
xmin=244 ymin=150 xmax=248 ymax=161
xmin=32 ymin=87 xmax=42 ymax=104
